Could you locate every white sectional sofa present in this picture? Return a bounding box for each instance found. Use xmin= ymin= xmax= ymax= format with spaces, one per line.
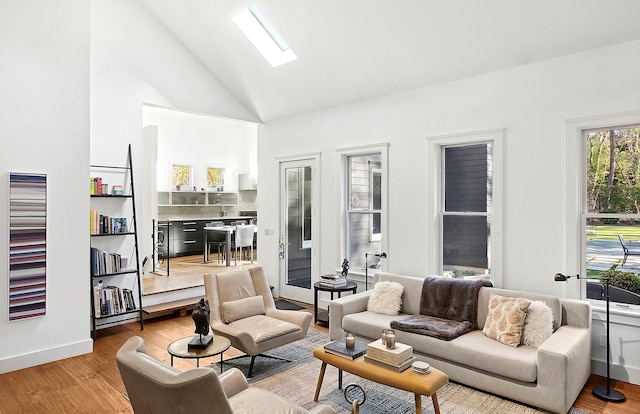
xmin=328 ymin=272 xmax=592 ymax=414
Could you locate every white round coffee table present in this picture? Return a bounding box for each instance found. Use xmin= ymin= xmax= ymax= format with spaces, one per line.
xmin=167 ymin=335 xmax=231 ymax=368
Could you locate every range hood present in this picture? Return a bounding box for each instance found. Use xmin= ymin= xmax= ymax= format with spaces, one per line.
xmin=238 ymin=174 xmax=257 ymax=190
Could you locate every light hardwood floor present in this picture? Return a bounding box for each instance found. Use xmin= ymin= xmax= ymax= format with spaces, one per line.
xmin=1 ymin=257 xmax=638 ymax=413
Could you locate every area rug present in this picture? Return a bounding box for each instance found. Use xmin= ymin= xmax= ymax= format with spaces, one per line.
xmin=221 ymin=331 xmax=591 ymax=414
xmin=275 ymin=298 xmax=305 ymax=311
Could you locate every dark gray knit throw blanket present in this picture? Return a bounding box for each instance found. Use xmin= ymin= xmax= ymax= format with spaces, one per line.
xmin=390 ymin=277 xmax=493 ymax=341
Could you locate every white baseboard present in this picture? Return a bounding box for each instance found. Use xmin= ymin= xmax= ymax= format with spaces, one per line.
xmin=0 ymin=339 xmax=93 ymax=374
xmin=592 ymin=358 xmax=640 ymax=386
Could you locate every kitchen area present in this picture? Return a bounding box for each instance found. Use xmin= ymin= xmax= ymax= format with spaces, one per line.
xmin=143 ymin=105 xmax=259 ymax=275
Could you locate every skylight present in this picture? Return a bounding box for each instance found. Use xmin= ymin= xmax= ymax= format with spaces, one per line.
xmin=233 ymin=5 xmax=297 ymax=67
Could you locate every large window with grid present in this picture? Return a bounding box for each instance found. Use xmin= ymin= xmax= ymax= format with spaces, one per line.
xmin=584 ymin=125 xmax=640 ymax=310
xmin=428 ymin=129 xmax=502 ymax=284
xmin=340 ymin=144 xmax=388 ymax=274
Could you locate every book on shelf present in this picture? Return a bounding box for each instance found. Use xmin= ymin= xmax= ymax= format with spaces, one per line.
xmin=90 ymin=210 xmax=129 ymax=235
xmin=364 ymin=354 xmax=418 ymax=372
xmin=94 ymin=285 xmax=136 ymax=317
xmin=366 ymin=339 xmax=413 ymax=366
xmin=323 ymin=338 xmax=367 ymax=360
xmin=91 ymin=247 xmax=127 ymax=275
xmin=112 ymin=185 xmax=124 ymax=195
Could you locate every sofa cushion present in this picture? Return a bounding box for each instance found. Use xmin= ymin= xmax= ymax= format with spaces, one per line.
xmin=483 ymin=295 xmax=531 ymax=347
xmin=229 ymin=315 xmax=299 ymax=343
xmin=222 ymin=296 xmax=265 ymax=323
xmin=343 ymin=311 xmax=413 ymax=341
xmin=522 ymin=300 xmax=554 ymax=347
xmin=446 ymin=330 xmax=538 ymax=383
xmin=367 ymin=281 xmax=404 ymax=315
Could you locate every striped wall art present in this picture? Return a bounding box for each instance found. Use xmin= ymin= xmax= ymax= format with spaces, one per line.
xmin=9 ymin=173 xmax=47 ymax=321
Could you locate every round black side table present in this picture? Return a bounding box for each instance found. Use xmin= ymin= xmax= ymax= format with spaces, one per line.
xmin=313 ymin=281 xmax=357 ymax=327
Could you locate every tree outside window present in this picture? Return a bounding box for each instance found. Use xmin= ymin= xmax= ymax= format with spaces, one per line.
xmin=585 ymin=126 xmax=640 ymax=306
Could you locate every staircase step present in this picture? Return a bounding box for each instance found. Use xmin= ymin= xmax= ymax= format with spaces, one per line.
xmin=143 ymin=297 xmax=201 ymax=315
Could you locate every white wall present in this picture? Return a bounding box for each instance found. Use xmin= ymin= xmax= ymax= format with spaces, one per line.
xmin=0 ymin=0 xmax=92 ymax=373
xmin=90 ymin=0 xmax=259 ymax=276
xmin=257 ymin=40 xmax=640 ymax=384
xmin=143 ymin=106 xmax=258 ymax=193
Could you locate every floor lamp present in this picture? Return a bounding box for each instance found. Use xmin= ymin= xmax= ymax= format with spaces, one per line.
xmin=592 ymin=276 xmax=626 ymax=402
xmin=364 ymin=252 xmax=387 ymax=291
xmin=554 ymin=273 xmax=625 ymax=403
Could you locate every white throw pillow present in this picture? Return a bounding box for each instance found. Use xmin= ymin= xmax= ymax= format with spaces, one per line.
xmin=522 ymin=300 xmax=554 ymax=347
xmin=367 ymin=281 xmax=404 ymax=315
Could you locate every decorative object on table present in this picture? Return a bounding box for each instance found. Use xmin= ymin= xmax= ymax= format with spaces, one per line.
xmin=343 ymin=383 xmax=366 ymax=414
xmin=555 ymin=272 xmax=625 ymax=403
xmin=341 ymin=258 xmax=350 ymax=277
xmin=9 ymin=172 xmax=47 ymax=321
xmin=324 ymin=337 xmax=367 ymax=360
xmin=364 ymin=338 xmax=417 ymax=372
xmin=365 ymin=338 xmax=412 ymax=366
xmin=384 ymin=329 xmax=396 ymax=349
xmin=345 ymin=332 xmax=356 ymax=349
xmin=412 ymin=361 xmax=431 ymax=375
xmin=189 ymin=298 xmax=213 ymax=350
xmin=364 ymin=252 xmax=387 ymax=290
xmin=319 ymin=273 xmax=348 ymax=288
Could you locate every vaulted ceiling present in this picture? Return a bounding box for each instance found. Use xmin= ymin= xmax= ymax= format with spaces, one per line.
xmin=140 ymin=0 xmax=640 ymax=122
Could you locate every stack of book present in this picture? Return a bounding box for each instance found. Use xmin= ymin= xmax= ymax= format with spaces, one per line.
xmin=319 ymin=274 xmax=348 ymax=288
xmin=323 ymin=338 xmax=367 ymax=360
xmin=93 ymin=285 xmax=136 ymax=317
xmin=364 ymin=339 xmax=417 ymax=372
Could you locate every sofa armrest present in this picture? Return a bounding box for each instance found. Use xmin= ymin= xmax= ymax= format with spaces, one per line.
xmin=219 ymin=367 xmax=249 ymax=398
xmin=537 ymin=325 xmax=591 ymax=412
xmin=559 ymin=298 xmax=591 ymax=329
xmin=329 ymin=291 xmax=372 ymax=340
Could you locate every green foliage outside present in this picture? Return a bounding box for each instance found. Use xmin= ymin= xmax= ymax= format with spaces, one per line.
xmin=587 ymin=128 xmax=640 ymax=215
xmin=599 ymin=266 xmax=640 ymax=295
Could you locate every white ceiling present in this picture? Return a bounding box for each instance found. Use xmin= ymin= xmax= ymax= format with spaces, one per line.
xmin=140 ymin=0 xmax=640 ymax=122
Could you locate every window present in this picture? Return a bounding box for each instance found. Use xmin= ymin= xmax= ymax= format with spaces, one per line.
xmin=584 ymin=125 xmax=640 ymax=309
xmin=340 ymin=145 xmax=388 ymax=271
xmin=172 ymin=165 xmax=192 ymax=189
xmin=207 ymin=167 xmax=225 ymax=189
xmin=427 ymin=129 xmax=503 ymax=284
xmin=441 ymin=143 xmax=493 ymax=278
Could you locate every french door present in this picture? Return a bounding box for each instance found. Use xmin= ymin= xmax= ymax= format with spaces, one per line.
xmin=279 ymin=157 xmax=319 ymax=303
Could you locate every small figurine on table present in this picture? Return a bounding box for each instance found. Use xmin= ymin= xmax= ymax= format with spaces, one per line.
xmin=189 ymin=298 xmax=213 ymax=350
xmin=341 ymin=258 xmax=350 ymax=277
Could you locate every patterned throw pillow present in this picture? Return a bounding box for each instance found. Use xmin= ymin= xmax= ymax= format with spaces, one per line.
xmin=482 ymin=295 xmax=531 ymax=347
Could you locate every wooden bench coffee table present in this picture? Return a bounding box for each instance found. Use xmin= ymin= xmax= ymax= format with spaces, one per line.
xmin=313 ymin=346 xmax=448 ymax=414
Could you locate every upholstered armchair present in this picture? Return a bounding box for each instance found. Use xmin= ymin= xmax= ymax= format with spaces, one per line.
xmin=204 ymin=266 xmax=312 ymax=377
xmin=116 ymin=336 xmax=335 ymax=414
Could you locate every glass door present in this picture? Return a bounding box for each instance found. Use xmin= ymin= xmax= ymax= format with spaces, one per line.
xmin=279 ymin=158 xmax=319 ymax=303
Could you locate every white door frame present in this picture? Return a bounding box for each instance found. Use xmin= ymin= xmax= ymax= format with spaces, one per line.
xmin=278 ymin=154 xmax=320 ymax=303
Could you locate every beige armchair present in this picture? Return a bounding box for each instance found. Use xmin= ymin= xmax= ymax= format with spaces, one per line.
xmin=116 ymin=336 xmax=336 ymax=414
xmin=204 ymin=266 xmax=312 ymax=378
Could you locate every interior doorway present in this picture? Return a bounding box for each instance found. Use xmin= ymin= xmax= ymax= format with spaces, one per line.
xmin=279 ymin=157 xmax=319 ymax=303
